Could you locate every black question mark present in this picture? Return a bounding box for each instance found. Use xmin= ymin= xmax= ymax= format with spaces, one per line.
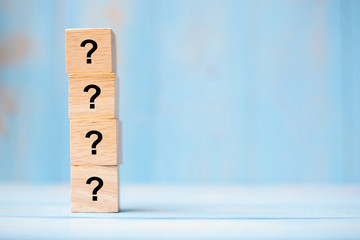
xmin=80 ymin=39 xmax=98 ymax=64
xmin=86 ymin=177 xmax=103 ymax=201
xmin=85 ymin=130 xmax=103 ymax=155
xmin=84 ymin=84 xmax=101 ymax=109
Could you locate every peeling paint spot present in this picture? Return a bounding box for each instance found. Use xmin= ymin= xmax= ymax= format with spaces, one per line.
xmin=0 ymin=85 xmax=17 ymax=135
xmin=0 ymin=34 xmax=30 ymax=66
xmin=105 ymin=4 xmax=126 ymax=27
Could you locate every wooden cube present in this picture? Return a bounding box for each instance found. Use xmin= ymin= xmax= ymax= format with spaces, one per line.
xmin=71 ymin=165 xmax=119 ymax=212
xmin=66 ymin=28 xmax=113 ymax=73
xmin=69 ymin=73 xmax=117 ymax=119
xmin=70 ymin=119 xmax=120 ymax=165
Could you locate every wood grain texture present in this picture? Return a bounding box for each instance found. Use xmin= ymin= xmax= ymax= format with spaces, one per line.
xmin=71 ymin=165 xmax=119 ymax=212
xmin=117 ymin=120 xmax=123 ymax=164
xmin=66 ymin=28 xmax=112 ymax=73
xmin=70 ymin=119 xmax=119 ymax=165
xmin=69 ymin=73 xmax=116 ymax=119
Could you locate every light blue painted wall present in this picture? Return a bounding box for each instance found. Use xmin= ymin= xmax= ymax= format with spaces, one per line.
xmin=0 ymin=0 xmax=359 ymax=184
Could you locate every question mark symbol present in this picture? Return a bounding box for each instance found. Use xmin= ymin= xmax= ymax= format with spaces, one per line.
xmin=84 ymin=84 xmax=101 ymax=109
xmin=80 ymin=39 xmax=98 ymax=64
xmin=85 ymin=130 xmax=103 ymax=155
xmin=86 ymin=177 xmax=103 ymax=201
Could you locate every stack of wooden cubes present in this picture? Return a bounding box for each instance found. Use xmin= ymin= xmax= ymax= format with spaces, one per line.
xmin=65 ymin=28 xmax=121 ymax=213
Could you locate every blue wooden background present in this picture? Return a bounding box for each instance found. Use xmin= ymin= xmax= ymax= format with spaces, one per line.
xmin=0 ymin=0 xmax=359 ymax=184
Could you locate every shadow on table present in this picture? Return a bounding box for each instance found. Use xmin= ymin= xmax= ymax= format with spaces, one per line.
xmin=120 ymin=208 xmax=160 ymax=213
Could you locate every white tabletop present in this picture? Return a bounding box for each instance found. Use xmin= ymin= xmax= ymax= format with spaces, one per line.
xmin=0 ymin=184 xmax=359 ymax=239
